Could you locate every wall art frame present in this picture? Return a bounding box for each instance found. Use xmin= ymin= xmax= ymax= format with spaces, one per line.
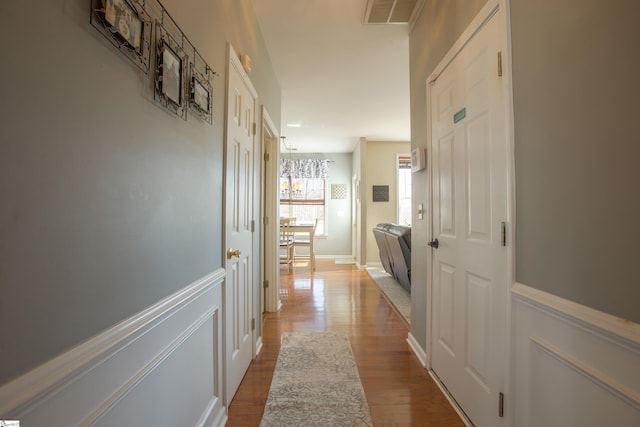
xmin=372 ymin=185 xmax=389 ymax=202
xmin=154 ymin=21 xmax=187 ymax=120
xmin=189 ymin=50 xmax=214 ymax=124
xmin=90 ymin=0 xmax=152 ymax=73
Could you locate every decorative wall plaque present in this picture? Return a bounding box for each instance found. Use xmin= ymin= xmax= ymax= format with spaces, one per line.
xmin=331 ymin=184 xmax=347 ymax=199
xmin=372 ymin=185 xmax=389 ymax=202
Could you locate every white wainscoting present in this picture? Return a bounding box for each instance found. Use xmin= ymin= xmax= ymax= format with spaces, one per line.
xmin=511 ymin=283 xmax=640 ymax=426
xmin=0 ymin=269 xmax=227 ymax=427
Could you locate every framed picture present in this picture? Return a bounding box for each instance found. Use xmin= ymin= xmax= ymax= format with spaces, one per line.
xmin=411 ymin=147 xmax=426 ymax=172
xmin=90 ymin=0 xmax=151 ymax=73
xmin=191 ymin=75 xmax=211 ymax=114
xmin=103 ymin=0 xmax=143 ymax=54
xmin=372 ymin=185 xmax=389 ymax=202
xmin=160 ymin=43 xmax=182 ymax=105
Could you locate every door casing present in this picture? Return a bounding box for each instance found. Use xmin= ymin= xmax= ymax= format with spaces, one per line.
xmin=424 ymin=1 xmax=516 ymax=425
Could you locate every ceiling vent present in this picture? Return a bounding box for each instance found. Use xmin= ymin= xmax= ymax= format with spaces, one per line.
xmin=364 ymin=0 xmax=421 ymax=24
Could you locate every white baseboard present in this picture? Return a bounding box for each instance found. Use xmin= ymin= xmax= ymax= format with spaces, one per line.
xmin=428 ymin=370 xmax=473 ymax=426
xmin=407 ymin=332 xmax=427 ymax=368
xmin=511 ymin=283 xmax=640 ymax=427
xmin=0 ymin=269 xmax=227 ymax=427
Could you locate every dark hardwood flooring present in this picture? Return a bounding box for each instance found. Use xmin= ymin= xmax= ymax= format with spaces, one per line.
xmin=227 ymin=259 xmax=464 ymax=426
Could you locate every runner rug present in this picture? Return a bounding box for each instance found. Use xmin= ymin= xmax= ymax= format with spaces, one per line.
xmin=260 ymin=332 xmax=373 ymax=426
xmin=366 ymin=267 xmax=411 ymax=324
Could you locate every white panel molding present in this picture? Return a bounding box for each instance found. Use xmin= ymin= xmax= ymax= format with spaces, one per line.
xmin=407 ymin=332 xmax=427 ymax=367
xmin=0 ymin=269 xmax=227 ymax=427
xmin=512 ymin=283 xmax=640 ymax=349
xmin=512 ymin=282 xmax=640 ymax=426
xmin=530 ymin=336 xmax=640 ymax=411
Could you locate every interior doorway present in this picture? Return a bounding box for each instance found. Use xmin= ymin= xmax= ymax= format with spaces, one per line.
xmin=427 ymin=4 xmax=511 ymax=426
xmin=260 ymin=107 xmax=281 ymax=313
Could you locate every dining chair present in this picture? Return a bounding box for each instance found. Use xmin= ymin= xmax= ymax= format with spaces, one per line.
xmin=292 ymin=218 xmax=318 ymax=272
xmin=279 ymin=218 xmax=294 ymax=272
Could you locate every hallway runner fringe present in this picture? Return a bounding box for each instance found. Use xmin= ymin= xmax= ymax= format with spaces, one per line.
xmin=260 ymin=332 xmax=373 ymax=426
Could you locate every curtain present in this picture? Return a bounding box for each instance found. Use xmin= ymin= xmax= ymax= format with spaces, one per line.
xmin=280 ymin=158 xmax=329 ymax=179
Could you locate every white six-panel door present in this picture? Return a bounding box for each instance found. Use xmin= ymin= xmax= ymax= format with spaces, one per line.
xmin=430 ymin=9 xmax=508 ymax=427
xmin=224 ymin=45 xmax=257 ymax=406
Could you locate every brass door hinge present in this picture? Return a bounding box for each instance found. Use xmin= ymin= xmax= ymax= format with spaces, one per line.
xmin=498 ymin=51 xmax=503 ymax=77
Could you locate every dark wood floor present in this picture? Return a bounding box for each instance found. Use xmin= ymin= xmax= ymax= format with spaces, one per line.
xmin=227 ymin=259 xmax=464 ymax=426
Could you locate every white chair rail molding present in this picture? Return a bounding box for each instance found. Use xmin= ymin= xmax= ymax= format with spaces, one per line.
xmin=510 ymin=283 xmax=640 ymax=427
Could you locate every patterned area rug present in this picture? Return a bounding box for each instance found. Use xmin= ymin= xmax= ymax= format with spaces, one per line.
xmin=366 ymin=267 xmax=411 ymax=324
xmin=260 ymin=332 xmax=373 ymax=427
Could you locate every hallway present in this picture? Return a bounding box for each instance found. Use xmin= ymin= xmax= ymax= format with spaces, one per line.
xmin=227 ymin=260 xmax=464 ymax=426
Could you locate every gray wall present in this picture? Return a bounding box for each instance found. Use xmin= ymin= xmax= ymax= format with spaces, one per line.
xmin=510 ymin=0 xmax=640 ymax=323
xmin=409 ymin=0 xmax=640 ymax=353
xmin=0 ymin=0 xmax=280 ymax=385
xmin=409 ymin=0 xmax=487 ymax=348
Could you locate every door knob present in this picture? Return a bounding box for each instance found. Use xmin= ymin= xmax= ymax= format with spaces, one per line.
xmin=227 ymin=248 xmax=242 ymax=259
xmin=428 ymin=238 xmax=439 ymax=249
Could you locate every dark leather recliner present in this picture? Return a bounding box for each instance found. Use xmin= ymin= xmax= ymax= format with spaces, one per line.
xmin=372 ymin=224 xmax=411 ymax=292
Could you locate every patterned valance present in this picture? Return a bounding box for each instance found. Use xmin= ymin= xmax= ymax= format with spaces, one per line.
xmin=280 ymin=158 xmax=329 ymax=179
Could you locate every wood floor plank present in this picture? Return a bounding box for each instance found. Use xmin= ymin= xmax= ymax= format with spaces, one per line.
xmin=227 ymin=260 xmax=464 ymax=426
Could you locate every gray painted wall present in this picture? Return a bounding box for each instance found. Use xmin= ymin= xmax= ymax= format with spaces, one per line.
xmin=510 ymin=0 xmax=640 ymax=323
xmin=0 ymin=0 xmax=280 ymax=385
xmin=409 ymin=0 xmax=640 ymax=352
xmin=409 ymin=0 xmax=487 ymax=349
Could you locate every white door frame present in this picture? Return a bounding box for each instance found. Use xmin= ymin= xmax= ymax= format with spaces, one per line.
xmin=223 ymin=42 xmax=259 ymax=405
xmin=260 ymin=107 xmax=281 ymax=313
xmin=424 ymin=0 xmax=516 ymax=424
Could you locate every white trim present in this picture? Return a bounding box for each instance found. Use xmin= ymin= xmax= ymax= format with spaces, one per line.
xmin=512 ymin=283 xmax=640 ymax=349
xmin=0 ymin=269 xmax=226 ymax=425
xmin=196 ymin=396 xmax=227 ymax=427
xmin=261 ymin=106 xmax=281 ymax=314
xmin=530 ymin=336 xmax=640 ymax=410
xmin=425 ymin=2 xmax=514 ymax=425
xmin=407 ymin=332 xmax=427 ymax=367
xmin=511 ymin=282 xmax=640 ymax=426
xmin=426 ymin=0 xmax=500 ymax=85
xmin=428 ymin=370 xmax=473 ymax=426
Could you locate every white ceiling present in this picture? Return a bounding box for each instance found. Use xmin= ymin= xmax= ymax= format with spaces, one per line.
xmin=251 ymin=0 xmax=414 ymax=153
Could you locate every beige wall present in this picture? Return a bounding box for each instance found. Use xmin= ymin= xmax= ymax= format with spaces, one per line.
xmin=364 ymin=140 xmax=410 ymax=265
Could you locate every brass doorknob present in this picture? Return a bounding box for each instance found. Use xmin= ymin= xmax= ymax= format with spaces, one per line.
xmin=227 ymin=248 xmax=242 ymax=259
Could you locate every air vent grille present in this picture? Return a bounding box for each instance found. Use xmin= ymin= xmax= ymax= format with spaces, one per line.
xmin=364 ymin=0 xmax=420 ymax=24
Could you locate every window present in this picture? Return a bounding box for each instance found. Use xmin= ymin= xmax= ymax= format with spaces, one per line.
xmin=279 ymin=158 xmax=329 ymax=235
xmin=398 ymin=155 xmax=412 ymax=226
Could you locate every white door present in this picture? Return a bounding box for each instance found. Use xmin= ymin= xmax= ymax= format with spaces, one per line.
xmin=224 ymin=45 xmax=257 ymax=404
xmin=430 ymin=10 xmax=508 ymax=427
